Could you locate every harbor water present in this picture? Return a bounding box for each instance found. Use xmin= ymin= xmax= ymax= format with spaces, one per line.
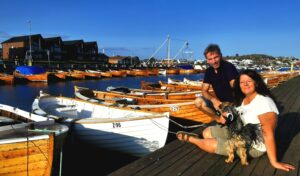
xmin=0 ymin=73 xmax=204 ymax=175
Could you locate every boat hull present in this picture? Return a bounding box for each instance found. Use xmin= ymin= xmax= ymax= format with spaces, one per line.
xmin=73 ymin=116 xmax=169 ymax=157
xmin=0 ymin=104 xmax=69 ymax=176
xmin=13 ymin=72 xmax=48 ymax=82
xmin=32 ymin=94 xmax=170 ymax=157
xmin=0 ymin=74 xmax=14 ymax=84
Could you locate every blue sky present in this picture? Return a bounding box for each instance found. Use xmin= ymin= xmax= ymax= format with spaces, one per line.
xmin=1 ymin=0 xmax=300 ymax=60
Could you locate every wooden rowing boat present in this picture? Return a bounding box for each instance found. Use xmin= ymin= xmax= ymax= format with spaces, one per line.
xmin=32 ymin=92 xmax=170 ymax=157
xmin=110 ymin=69 xmax=127 ymax=77
xmin=84 ymin=69 xmax=102 ymax=78
xmin=141 ymin=80 xmax=204 ymax=92
xmin=133 ymin=69 xmax=149 ymax=77
xmin=99 ymin=70 xmax=113 ymax=78
xmin=74 ymin=86 xmax=191 ymax=105
xmin=147 ymin=68 xmax=159 ymax=76
xmin=74 ymin=86 xmax=213 ymax=123
xmin=107 ymin=85 xmax=204 ymax=100
xmin=0 ymin=126 xmax=55 ymax=176
xmin=66 ymin=70 xmax=85 ymax=80
xmin=13 ymin=72 xmax=48 ymax=82
xmin=183 ymin=77 xmax=203 ymax=86
xmin=166 ymin=68 xmax=180 ymax=74
xmin=13 ymin=66 xmax=48 ymax=82
xmin=167 ymin=77 xmax=203 ymax=86
xmin=0 ymin=73 xmax=14 ymax=84
xmin=159 ymin=69 xmax=167 ymax=75
xmin=179 ymin=69 xmax=197 ymax=74
xmin=47 ymin=70 xmax=68 ymax=81
xmin=0 ymin=104 xmax=69 ymax=176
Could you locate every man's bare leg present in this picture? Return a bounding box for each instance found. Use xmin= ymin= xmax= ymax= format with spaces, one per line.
xmin=195 ymin=97 xmax=219 ymax=119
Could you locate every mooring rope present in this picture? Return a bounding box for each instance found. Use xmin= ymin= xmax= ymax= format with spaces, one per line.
xmin=150 ymin=116 xmax=208 ymax=135
xmin=168 ymin=116 xmax=208 ymax=129
xmin=59 ymin=145 xmax=63 ymax=176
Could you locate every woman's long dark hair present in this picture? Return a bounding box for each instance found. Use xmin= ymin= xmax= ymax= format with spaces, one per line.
xmin=233 ymin=69 xmax=276 ymax=106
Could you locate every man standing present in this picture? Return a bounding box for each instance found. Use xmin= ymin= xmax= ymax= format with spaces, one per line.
xmin=195 ymin=44 xmax=239 ymax=123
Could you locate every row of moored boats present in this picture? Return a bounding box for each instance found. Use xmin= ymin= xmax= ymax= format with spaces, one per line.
xmin=0 ymin=66 xmax=205 ymax=85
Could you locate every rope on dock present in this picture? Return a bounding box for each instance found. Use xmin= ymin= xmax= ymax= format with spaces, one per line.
xmin=151 ymin=116 xmax=208 ymax=135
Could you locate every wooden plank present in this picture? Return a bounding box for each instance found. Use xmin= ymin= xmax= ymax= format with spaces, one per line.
xmin=45 ymin=133 xmax=54 ymax=176
xmin=0 ymin=145 xmax=49 ymax=160
xmin=0 ymin=160 xmax=48 ymax=174
xmin=0 ymin=139 xmax=49 ymax=152
xmin=274 ymin=79 xmax=300 ymax=113
xmin=181 ymin=153 xmax=223 ymax=176
xmin=3 ymin=169 xmax=47 ymax=176
xmin=159 ymin=148 xmax=207 ymax=175
xmin=109 ymin=140 xmax=187 ymax=176
xmin=201 ymin=147 xmax=268 ymax=176
xmin=0 ymin=153 xmax=49 ymax=168
xmin=272 ymin=77 xmax=299 ymax=101
xmin=134 ymin=143 xmax=197 ymax=175
xmin=278 ymin=81 xmax=300 ymax=113
xmin=248 ymin=155 xmax=272 ymax=175
xmin=274 ymin=116 xmax=300 ymax=176
xmin=227 ymin=158 xmax=262 ymax=176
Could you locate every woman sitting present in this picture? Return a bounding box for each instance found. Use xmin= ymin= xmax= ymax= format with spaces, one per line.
xmin=177 ymin=69 xmax=294 ymax=171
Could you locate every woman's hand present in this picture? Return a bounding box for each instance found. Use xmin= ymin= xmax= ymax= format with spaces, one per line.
xmin=271 ymin=161 xmax=295 ymax=172
xmin=259 ymin=112 xmax=295 ymax=172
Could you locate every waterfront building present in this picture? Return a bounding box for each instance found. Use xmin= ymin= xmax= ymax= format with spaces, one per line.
xmin=62 ymin=40 xmax=84 ymax=60
xmin=84 ymin=41 xmax=98 ymax=60
xmin=1 ymin=34 xmax=100 ymax=63
xmin=1 ymin=34 xmax=44 ymax=60
xmin=44 ymin=37 xmax=63 ymax=60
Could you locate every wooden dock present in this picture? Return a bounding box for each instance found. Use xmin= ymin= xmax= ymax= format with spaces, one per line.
xmin=110 ymin=75 xmax=300 ymax=176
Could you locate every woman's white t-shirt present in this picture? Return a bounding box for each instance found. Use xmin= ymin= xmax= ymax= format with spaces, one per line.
xmin=238 ymin=94 xmax=279 ymax=152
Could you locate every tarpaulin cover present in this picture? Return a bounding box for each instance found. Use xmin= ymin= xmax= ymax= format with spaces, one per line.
xmin=15 ymin=66 xmax=46 ymax=75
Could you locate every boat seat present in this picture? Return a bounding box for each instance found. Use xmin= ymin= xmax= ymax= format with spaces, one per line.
xmin=115 ymin=98 xmax=138 ymax=105
xmin=107 ymin=86 xmax=131 ymax=94
xmin=56 ymin=106 xmax=77 ymax=112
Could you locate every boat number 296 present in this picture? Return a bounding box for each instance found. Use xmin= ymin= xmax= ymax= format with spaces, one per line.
xmin=113 ymin=122 xmax=121 ymax=128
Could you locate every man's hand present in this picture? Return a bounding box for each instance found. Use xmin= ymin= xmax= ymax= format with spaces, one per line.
xmin=216 ymin=115 xmax=226 ymax=124
xmin=211 ymin=97 xmax=222 ymax=111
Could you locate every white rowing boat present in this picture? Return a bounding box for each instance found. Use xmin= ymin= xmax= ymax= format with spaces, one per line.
xmin=32 ymin=91 xmax=170 ymax=157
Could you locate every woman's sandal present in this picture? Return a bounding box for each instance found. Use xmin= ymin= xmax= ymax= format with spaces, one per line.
xmin=176 ymin=131 xmax=199 ymax=143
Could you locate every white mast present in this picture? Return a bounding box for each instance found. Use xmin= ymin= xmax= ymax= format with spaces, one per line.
xmin=167 ymin=35 xmax=170 ymax=60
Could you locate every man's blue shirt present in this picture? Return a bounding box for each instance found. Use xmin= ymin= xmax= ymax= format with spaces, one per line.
xmin=203 ymin=60 xmax=239 ymax=102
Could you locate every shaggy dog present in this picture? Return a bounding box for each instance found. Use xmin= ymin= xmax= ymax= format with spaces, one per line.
xmin=217 ymin=102 xmax=262 ymax=165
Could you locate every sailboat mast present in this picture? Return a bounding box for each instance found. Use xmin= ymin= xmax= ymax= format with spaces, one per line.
xmin=167 ymin=35 xmax=171 ymax=60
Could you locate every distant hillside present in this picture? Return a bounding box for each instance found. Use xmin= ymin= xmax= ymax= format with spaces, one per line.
xmin=224 ymin=54 xmax=275 ymax=60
